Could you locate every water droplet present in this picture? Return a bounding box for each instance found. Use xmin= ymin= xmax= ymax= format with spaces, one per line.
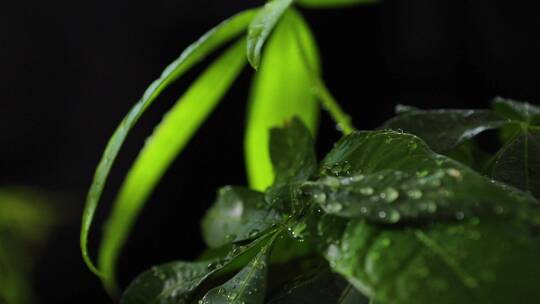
xmin=359 ymin=187 xmax=374 ymax=195
xmin=382 ymin=187 xmax=399 ymax=203
xmin=407 ymin=189 xmax=423 ymax=199
xmin=313 ymin=192 xmax=326 ymax=203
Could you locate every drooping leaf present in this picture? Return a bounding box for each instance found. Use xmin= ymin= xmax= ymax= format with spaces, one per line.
xmin=317 ymin=215 xmax=540 ymax=304
xmin=80 ymin=9 xmax=256 ymax=277
xmin=199 ymin=240 xmax=274 ymax=304
xmin=297 ymin=0 xmax=379 ymax=9
xmin=245 ymin=9 xmax=320 ymax=191
xmin=202 ymin=186 xmax=282 ymax=248
xmin=383 ymin=108 xmax=508 ymax=153
xmin=122 ymin=232 xmax=276 ymax=304
xmin=97 ymin=39 xmax=248 ymax=293
xmin=120 ymin=260 xmax=216 ymax=304
xmin=247 ymin=0 xmax=294 ymax=69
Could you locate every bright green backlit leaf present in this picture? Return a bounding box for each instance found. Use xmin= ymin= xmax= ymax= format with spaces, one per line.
xmin=97 ymin=39 xmax=248 ymax=294
xmin=245 ymin=9 xmax=320 ymax=191
xmin=247 ymin=0 xmax=294 ymax=69
xmin=297 ymin=0 xmax=379 ymax=9
xmin=80 ymin=9 xmax=256 ymax=280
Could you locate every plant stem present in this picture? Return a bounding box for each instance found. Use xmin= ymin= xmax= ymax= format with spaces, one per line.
xmin=311 ymin=78 xmax=354 ymax=134
xmin=290 ymin=12 xmax=355 ymax=135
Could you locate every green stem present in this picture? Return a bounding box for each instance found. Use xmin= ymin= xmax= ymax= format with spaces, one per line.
xmin=290 ymin=11 xmax=355 ymax=134
xmin=311 ymin=79 xmax=354 ymax=134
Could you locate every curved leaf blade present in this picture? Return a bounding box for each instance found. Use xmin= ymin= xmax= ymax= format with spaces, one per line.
xmin=97 ymin=39 xmax=248 ymax=293
xmin=247 ymin=0 xmax=293 ymax=69
xmin=245 ymin=10 xmax=320 ymax=190
xmin=202 ymin=186 xmax=282 ymax=248
xmin=80 ymin=9 xmax=257 ymax=277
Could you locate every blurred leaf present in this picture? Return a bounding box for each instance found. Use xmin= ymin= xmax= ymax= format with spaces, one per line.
xmin=81 ymin=9 xmax=257 ymax=279
xmin=202 ymin=186 xmax=282 ymax=248
xmin=245 ymin=9 xmax=320 ymax=191
xmin=383 ymin=108 xmax=508 ymax=153
xmin=0 ymin=188 xmax=58 ymax=304
xmin=247 ymin=0 xmax=293 ymax=69
xmin=317 ymin=215 xmax=540 ymax=304
xmin=492 ymin=96 xmax=540 ymax=124
xmin=199 ymin=240 xmax=274 ymax=304
xmin=297 ymin=0 xmax=379 ymax=9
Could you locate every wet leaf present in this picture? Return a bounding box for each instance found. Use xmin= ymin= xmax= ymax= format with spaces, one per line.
xmin=202 ymin=186 xmax=282 ymax=248
xmin=245 ymin=9 xmax=320 ymax=191
xmin=247 ymin=0 xmax=293 ymax=69
xmin=199 ymin=241 xmax=274 ymax=304
xmin=317 ymin=215 xmax=540 ymax=304
xmin=383 ymin=108 xmax=508 ymax=153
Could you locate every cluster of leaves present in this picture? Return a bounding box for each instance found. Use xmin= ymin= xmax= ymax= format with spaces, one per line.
xmin=80 ymin=0 xmax=368 ymax=294
xmin=121 ymin=99 xmax=540 ymax=304
xmin=0 ymin=188 xmax=58 ymax=304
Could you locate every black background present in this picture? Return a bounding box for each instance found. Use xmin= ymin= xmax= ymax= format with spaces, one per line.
xmin=2 ymin=0 xmax=540 ymax=303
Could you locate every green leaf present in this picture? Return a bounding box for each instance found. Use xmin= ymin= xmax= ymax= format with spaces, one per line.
xmin=199 ymin=240 xmax=274 ymax=304
xmin=489 ymin=97 xmax=540 ymax=198
xmin=492 ymin=96 xmax=540 ymax=124
xmin=80 ymin=9 xmax=256 ymax=278
xmin=202 ymin=186 xmax=282 ymax=248
xmin=297 ymin=0 xmax=379 ymax=9
xmin=247 ymin=0 xmax=294 ymax=69
xmin=96 ymin=38 xmax=248 ymax=293
xmin=303 ymin=168 xmax=532 ymax=224
xmin=315 ymin=129 xmax=539 ymax=224
xmin=267 ymin=268 xmax=369 ymax=304
xmin=317 ymin=215 xmax=540 ymax=304
xmin=245 ymin=9 xmax=320 ymax=191
xmin=122 ymin=233 xmax=275 ymax=304
xmin=265 ymin=117 xmax=318 ymax=212
xmin=490 ymin=129 xmax=540 ymax=199
xmin=269 ymin=118 xmax=318 ymax=184
xmin=383 ymin=108 xmax=508 ymax=153
xmin=120 ymin=260 xmax=216 ymax=304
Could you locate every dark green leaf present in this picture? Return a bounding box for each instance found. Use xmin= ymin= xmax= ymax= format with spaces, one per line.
xmin=383 ymin=108 xmax=508 ymax=153
xmin=316 ymin=130 xmax=539 ymax=224
xmin=120 ymin=260 xmax=215 ymax=304
xmin=199 ymin=241 xmax=274 ymax=304
xmin=490 ymin=129 xmax=540 ymax=199
xmin=297 ymin=0 xmax=379 ymax=9
xmin=269 ymin=117 xmax=317 ymax=184
xmin=317 ymin=215 xmax=540 ymax=304
xmin=245 ymin=9 xmax=320 ymax=191
xmin=247 ymin=0 xmax=293 ymax=69
xmin=80 ymin=8 xmax=256 ymax=280
xmin=492 ymin=96 xmax=540 ymax=125
xmin=265 ymin=117 xmax=318 ymax=213
xmin=202 ymin=186 xmax=282 ymax=248
xmin=267 ymin=268 xmax=369 ymax=304
xmin=97 ymin=38 xmax=249 ymax=293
